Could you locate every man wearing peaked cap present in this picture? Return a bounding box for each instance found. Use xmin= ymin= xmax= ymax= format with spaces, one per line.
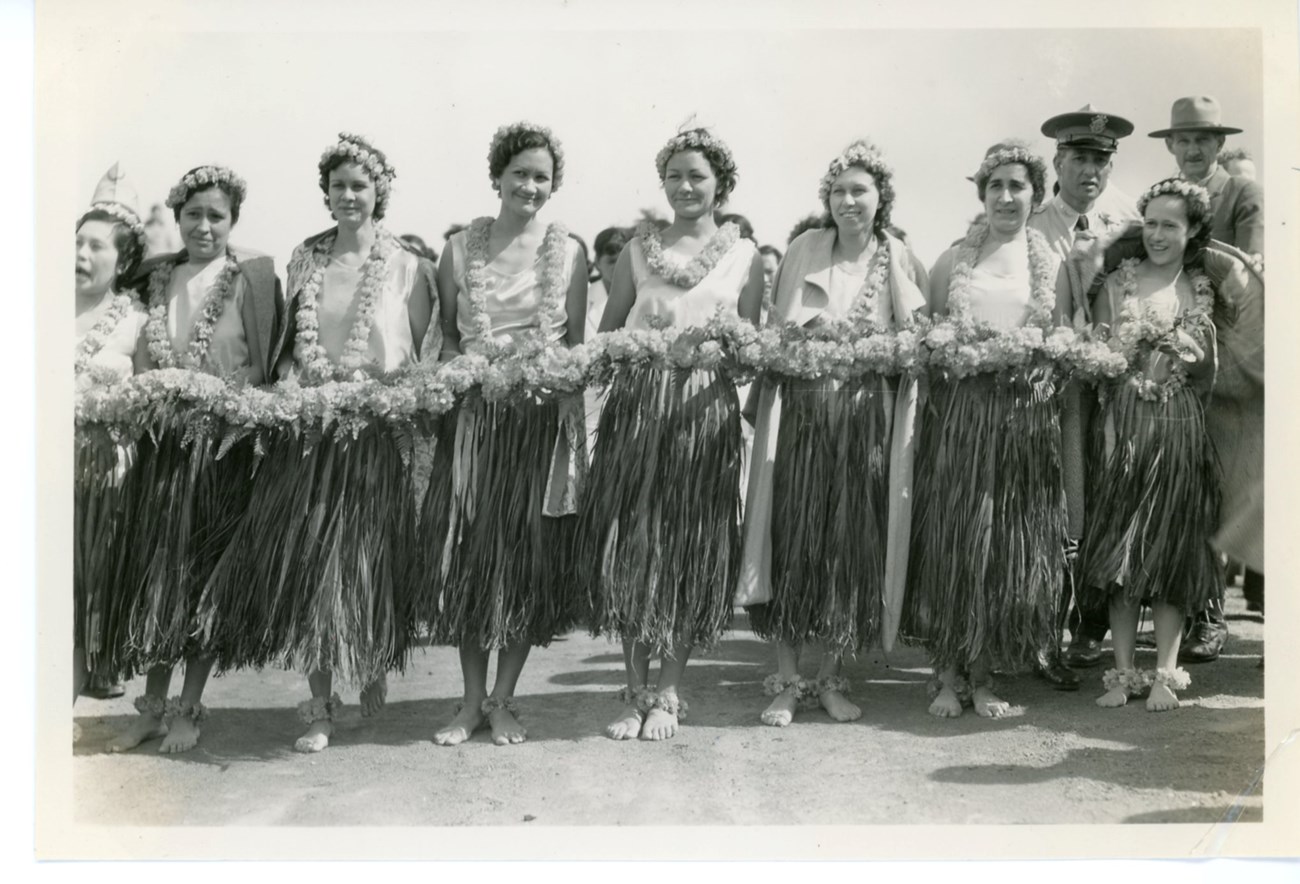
xmin=1029 ymin=106 xmax=1140 ymax=684
xmin=1030 ymin=105 xmax=1140 ymax=266
xmin=1152 ymin=95 xmax=1264 ymax=259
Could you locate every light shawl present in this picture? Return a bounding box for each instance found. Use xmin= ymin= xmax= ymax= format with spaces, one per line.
xmin=736 ymin=228 xmax=926 ymax=652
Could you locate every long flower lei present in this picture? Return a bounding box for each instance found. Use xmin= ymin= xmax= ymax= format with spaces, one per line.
xmin=459 ymin=217 xmax=570 ymax=354
xmin=841 ymin=236 xmax=892 ymax=330
xmin=144 ymin=257 xmax=241 ymax=370
xmin=75 ymin=293 xmax=135 ymax=375
xmin=1111 ymin=257 xmax=1214 ymax=401
xmin=639 ymin=220 xmax=739 ymax=289
xmin=292 ymin=228 xmax=397 ymax=384
xmin=947 ymin=222 xmax=1056 ymax=330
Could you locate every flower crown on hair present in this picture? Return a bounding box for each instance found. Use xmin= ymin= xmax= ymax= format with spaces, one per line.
xmin=654 ymin=127 xmax=738 ymax=188
xmin=320 ymin=132 xmax=397 ymax=194
xmin=489 ymin=121 xmax=565 ymax=191
xmin=817 ymin=140 xmax=893 ymax=205
xmin=86 ymin=201 xmax=145 ymax=241
xmin=973 ymin=141 xmax=1046 ymax=187
xmin=1137 ymin=178 xmax=1212 ymax=219
xmin=165 ymin=165 xmax=248 ymax=210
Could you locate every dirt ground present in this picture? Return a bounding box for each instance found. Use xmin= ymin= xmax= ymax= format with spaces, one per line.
xmin=71 ymin=584 xmax=1265 ymax=829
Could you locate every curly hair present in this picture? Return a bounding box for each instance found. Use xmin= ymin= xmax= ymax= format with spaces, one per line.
xmin=973 ymin=140 xmax=1048 ymax=207
xmin=654 ymin=127 xmax=738 ymax=206
xmin=488 ymin=121 xmax=565 ymax=194
xmin=1137 ymin=177 xmax=1214 ymax=264
xmin=167 ymin=165 xmax=247 ymax=224
xmin=817 ymin=139 xmax=895 ymax=236
xmin=318 ymin=133 xmax=396 ymax=221
xmin=76 ymin=208 xmax=144 ymax=289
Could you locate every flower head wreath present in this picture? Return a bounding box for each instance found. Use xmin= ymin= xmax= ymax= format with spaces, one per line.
xmin=318 ymin=132 xmax=397 ymax=220
xmin=85 ymin=201 xmax=145 ymax=244
xmin=654 ymin=126 xmax=738 ymax=204
xmin=1137 ymin=178 xmax=1212 ymax=219
xmin=817 ymin=139 xmax=895 ymax=234
xmin=972 ymin=139 xmax=1047 ymax=203
xmin=488 ymin=121 xmax=566 ymax=193
xmin=165 ymin=165 xmax=248 ymax=211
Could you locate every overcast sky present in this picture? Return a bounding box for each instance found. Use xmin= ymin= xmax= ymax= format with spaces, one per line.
xmin=62 ymin=6 xmax=1263 ymax=273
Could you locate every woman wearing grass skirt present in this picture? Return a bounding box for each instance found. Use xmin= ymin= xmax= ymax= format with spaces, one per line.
xmin=738 ymin=140 xmax=928 ymax=728
xmin=74 ymin=165 xmax=148 ymax=717
xmin=108 ymin=165 xmax=287 ymax=754
xmin=1081 ymin=179 xmax=1226 ymax=712
xmin=422 ymin=122 xmax=588 ymax=748
xmin=902 ymin=141 xmax=1072 ymax=720
xmin=197 ymin=134 xmax=434 ymax=753
xmin=578 ymin=127 xmax=765 ymax=742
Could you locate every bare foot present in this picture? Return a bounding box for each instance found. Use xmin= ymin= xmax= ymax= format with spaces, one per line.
xmin=760 ymin=688 xmax=799 ymax=727
xmin=72 ymin=721 xmax=82 ymax=744
xmin=640 ymin=705 xmax=679 ymax=741
xmin=605 ymin=705 xmax=645 ymax=740
xmin=819 ymin=689 xmax=862 ymax=722
xmin=108 ymin=715 xmax=166 ymax=753
xmin=1095 ymin=687 xmax=1130 ymax=708
xmin=294 ymin=720 xmax=333 ymax=753
xmin=360 ymin=674 xmax=388 ymax=718
xmin=486 ymin=705 xmax=527 ymax=746
xmin=928 ymin=686 xmax=963 ymax=719
xmin=159 ymin=716 xmax=201 ymax=754
xmin=1146 ymin=682 xmax=1180 ymax=712
xmin=433 ymin=704 xmax=484 ymax=746
xmin=973 ymin=685 xmax=1011 ymax=719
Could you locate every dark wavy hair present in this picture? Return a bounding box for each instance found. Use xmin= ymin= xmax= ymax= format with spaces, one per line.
xmin=76 ymin=209 xmax=144 ymax=289
xmin=169 ymin=166 xmax=246 ymax=224
xmin=654 ymin=128 xmax=738 ymax=206
xmin=318 ymin=134 xmax=395 ymax=221
xmin=973 ymin=141 xmax=1048 ymax=208
xmin=488 ymin=122 xmax=565 ymax=194
xmin=1137 ymin=178 xmax=1214 ymax=265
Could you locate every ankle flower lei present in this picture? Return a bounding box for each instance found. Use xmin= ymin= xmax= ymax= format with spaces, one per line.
xmin=292 ymin=228 xmax=397 ymax=384
xmin=459 ymin=217 xmax=570 ymax=356
xmin=164 ymin=697 xmax=210 ymax=723
xmin=144 ymin=257 xmax=240 ymax=370
xmin=1110 ymin=258 xmax=1214 ymax=402
xmin=762 ymin=674 xmax=819 ymax=709
xmin=1101 ymin=667 xmax=1151 ymax=697
xmin=297 ymin=693 xmax=344 ymax=725
xmin=75 ymin=293 xmax=135 ymax=375
xmin=639 ymin=220 xmax=739 ymax=290
xmin=924 ymin=222 xmax=1061 ymax=379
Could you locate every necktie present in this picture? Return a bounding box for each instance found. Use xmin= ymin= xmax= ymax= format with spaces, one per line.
xmin=1074 ymin=215 xmax=1090 ymax=232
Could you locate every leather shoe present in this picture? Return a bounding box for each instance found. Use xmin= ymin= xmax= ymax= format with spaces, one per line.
xmin=1179 ymin=619 xmax=1227 ymax=664
xmin=1034 ymin=651 xmax=1081 ymax=690
xmin=1065 ymin=635 xmax=1105 ymax=668
xmin=82 ymin=677 xmax=125 ymax=700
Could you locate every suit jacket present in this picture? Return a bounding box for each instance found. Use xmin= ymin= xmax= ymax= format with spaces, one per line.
xmin=129 ymin=247 xmax=287 ymax=384
xmin=1199 ymin=165 xmax=1264 ymax=258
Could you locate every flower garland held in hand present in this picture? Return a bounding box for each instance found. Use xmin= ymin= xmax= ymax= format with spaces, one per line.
xmin=75 ymin=293 xmax=136 ymax=375
xmin=638 ymin=220 xmax=739 ymax=290
xmin=144 ymin=258 xmax=241 ymax=370
xmin=292 ymin=228 xmax=397 ymax=385
xmin=924 ymin=221 xmax=1061 ymax=379
xmin=1109 ymin=257 xmax=1215 ymax=402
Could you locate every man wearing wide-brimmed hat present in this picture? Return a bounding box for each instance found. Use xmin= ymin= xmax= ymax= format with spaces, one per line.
xmin=1149 ymin=95 xmax=1263 ymax=665
xmin=1152 ymin=95 xmax=1264 ymax=259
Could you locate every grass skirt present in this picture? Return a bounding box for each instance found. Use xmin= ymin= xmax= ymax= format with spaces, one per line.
xmin=108 ymin=427 xmax=256 ymax=671
xmin=74 ymin=434 xmax=135 ymax=680
xmin=901 ymin=374 xmax=1066 ymax=673
xmin=418 ymin=398 xmax=579 ymax=650
xmin=1077 ymin=383 xmax=1222 ymax=613
xmin=196 ymin=425 xmax=417 ymax=685
xmin=576 ymin=365 xmax=743 ymax=654
xmin=747 ymin=375 xmax=894 ymax=655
